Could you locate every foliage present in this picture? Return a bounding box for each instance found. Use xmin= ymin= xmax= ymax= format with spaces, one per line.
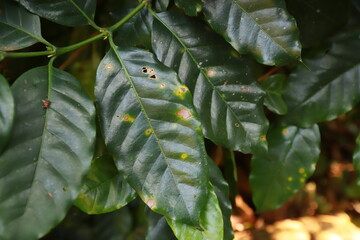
xmin=0 ymin=0 xmax=359 ymax=239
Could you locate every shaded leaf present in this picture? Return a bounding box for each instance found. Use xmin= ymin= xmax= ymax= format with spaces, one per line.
xmin=250 ymin=124 xmax=320 ymax=212
xmin=283 ymin=29 xmax=360 ymax=127
xmin=16 ymin=0 xmax=96 ymax=26
xmin=174 ymin=0 xmax=203 ymax=16
xmin=151 ymin=11 xmax=268 ymax=154
xmin=0 ymin=0 xmax=44 ymax=51
xmin=202 ymin=0 xmax=302 ymax=66
xmin=261 ymin=73 xmax=288 ymax=115
xmin=353 ymin=134 xmax=360 ymax=185
xmin=0 ymin=66 xmax=96 ymax=239
xmin=0 ymin=74 xmax=14 ymax=153
xmin=154 ymin=0 xmax=170 ymax=12
xmin=95 ymin=46 xmax=209 ymax=226
xmin=208 ymin=158 xmax=233 ymax=240
xmin=222 ymin=147 xmax=238 ymax=201
xmin=146 ymin=211 xmax=177 ymax=240
xmin=285 ymin=0 xmax=350 ymax=48
xmin=75 ymin=154 xmax=137 ymax=214
xmin=166 ymin=184 xmax=223 ymax=240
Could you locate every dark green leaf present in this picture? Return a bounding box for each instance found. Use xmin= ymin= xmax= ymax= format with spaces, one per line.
xmin=222 ymin=148 xmax=238 ymax=200
xmin=154 ymin=0 xmax=170 ymax=12
xmin=285 ymin=0 xmax=350 ymax=48
xmin=166 ymin=184 xmax=223 ymax=240
xmin=113 ymin=9 xmax=152 ymax=49
xmin=283 ymin=29 xmax=360 ymax=127
xmin=202 ymin=0 xmax=302 ymax=66
xmin=75 ymin=154 xmax=137 ymax=214
xmin=261 ymin=73 xmax=288 ymax=115
xmin=0 ymin=74 xmax=14 ymax=153
xmin=353 ymin=134 xmax=360 ymax=185
xmin=250 ymin=124 xmax=320 ymax=212
xmin=146 ymin=211 xmax=177 ymax=240
xmin=151 ymin=11 xmax=268 ymax=154
xmin=0 ymin=0 xmax=44 ymax=51
xmin=0 ymin=66 xmax=96 ymax=240
xmin=95 ymin=46 xmax=209 ymax=226
xmin=208 ymin=158 xmax=233 ymax=240
xmin=16 ymin=0 xmax=96 ymax=26
xmin=174 ymin=0 xmax=203 ymax=16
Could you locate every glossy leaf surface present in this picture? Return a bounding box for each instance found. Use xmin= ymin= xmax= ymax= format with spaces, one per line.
xmin=96 ymin=47 xmax=209 ymax=226
xmin=75 ymin=154 xmax=136 ymax=214
xmin=0 ymin=0 xmax=42 ymax=51
xmin=0 ymin=66 xmax=96 ymax=240
xmin=0 ymin=74 xmax=14 ymax=153
xmin=174 ymin=0 xmax=203 ymax=16
xmin=353 ymin=134 xmax=360 ymax=185
xmin=208 ymin=158 xmax=233 ymax=240
xmin=166 ymin=184 xmax=223 ymax=240
xmin=16 ymin=0 xmax=96 ymax=26
xmin=250 ymin=124 xmax=320 ymax=212
xmin=283 ymin=30 xmax=360 ymax=127
xmin=151 ymin=11 xmax=268 ymax=154
xmin=261 ymin=74 xmax=288 ymax=115
xmin=202 ymin=0 xmax=302 ymax=66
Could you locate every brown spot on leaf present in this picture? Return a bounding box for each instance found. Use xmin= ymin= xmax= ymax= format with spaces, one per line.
xmin=146 ymin=198 xmax=155 ymax=209
xmin=42 ymin=99 xmax=51 ymax=109
xmin=176 ymin=109 xmax=192 ymax=120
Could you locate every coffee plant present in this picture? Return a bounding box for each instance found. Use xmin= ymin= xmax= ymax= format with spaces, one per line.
xmin=0 ymin=0 xmax=359 ymax=239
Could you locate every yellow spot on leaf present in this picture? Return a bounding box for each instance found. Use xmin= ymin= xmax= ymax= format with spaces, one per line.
xmin=288 ymin=177 xmax=293 ymax=181
xmin=299 ymin=168 xmax=305 ymax=174
xmin=181 ymin=153 xmax=188 ymax=159
xmin=174 ymin=85 xmax=188 ymax=98
xmin=122 ymin=114 xmax=135 ymax=123
xmin=260 ymin=135 xmax=267 ymax=141
xmin=145 ymin=129 xmax=152 ymax=136
xmin=282 ymin=128 xmax=289 ymax=135
xmin=206 ymin=69 xmax=216 ymax=77
xmin=146 ymin=198 xmax=156 ymax=209
xmin=105 ymin=64 xmax=113 ymax=70
xmin=300 ymin=178 xmax=305 ymax=183
xmin=235 ymin=123 xmax=240 ymax=127
xmin=176 ymin=109 xmax=192 ymax=120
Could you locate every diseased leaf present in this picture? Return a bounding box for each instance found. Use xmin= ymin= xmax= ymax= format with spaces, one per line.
xmin=0 ymin=66 xmax=96 ymax=240
xmin=250 ymin=124 xmax=320 ymax=212
xmin=202 ymin=0 xmax=302 ymax=66
xmin=146 ymin=211 xmax=177 ymax=240
xmin=16 ymin=0 xmax=96 ymax=26
xmin=0 ymin=0 xmax=44 ymax=51
xmin=75 ymin=154 xmax=137 ymax=214
xmin=283 ymin=29 xmax=360 ymax=127
xmin=166 ymin=184 xmax=223 ymax=240
xmin=174 ymin=0 xmax=203 ymax=16
xmin=0 ymin=74 xmax=14 ymax=153
xmin=353 ymin=134 xmax=360 ymax=185
xmin=151 ymin=11 xmax=268 ymax=154
xmin=208 ymin=158 xmax=233 ymax=240
xmin=261 ymin=73 xmax=288 ymax=115
xmin=285 ymin=0 xmax=350 ymax=48
xmin=95 ymin=46 xmax=209 ymax=226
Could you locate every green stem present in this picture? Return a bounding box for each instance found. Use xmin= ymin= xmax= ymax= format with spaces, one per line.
xmin=107 ymin=1 xmax=147 ymax=32
xmin=56 ymin=33 xmax=106 ymax=55
xmin=0 ymin=50 xmax=53 ymax=58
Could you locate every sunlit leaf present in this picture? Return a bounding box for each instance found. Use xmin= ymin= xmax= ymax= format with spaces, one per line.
xmin=0 ymin=74 xmax=14 ymax=153
xmin=16 ymin=0 xmax=96 ymax=26
xmin=250 ymin=124 xmax=320 ymax=212
xmin=0 ymin=0 xmax=44 ymax=51
xmin=151 ymin=11 xmax=268 ymax=154
xmin=283 ymin=29 xmax=360 ymax=127
xmin=0 ymin=66 xmax=96 ymax=239
xmin=202 ymin=0 xmax=302 ymax=66
xmin=166 ymin=184 xmax=223 ymax=240
xmin=95 ymin=46 xmax=209 ymax=226
xmin=75 ymin=154 xmax=137 ymax=214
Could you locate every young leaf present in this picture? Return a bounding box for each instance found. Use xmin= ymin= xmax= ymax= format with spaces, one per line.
xmin=261 ymin=73 xmax=288 ymax=115
xmin=95 ymin=46 xmax=209 ymax=226
xmin=208 ymin=158 xmax=234 ymax=240
xmin=202 ymin=0 xmax=302 ymax=66
xmin=16 ymin=0 xmax=96 ymax=27
xmin=0 ymin=74 xmax=14 ymax=153
xmin=0 ymin=66 xmax=96 ymax=240
xmin=166 ymin=184 xmax=223 ymax=240
xmin=250 ymin=124 xmax=320 ymax=212
xmin=283 ymin=29 xmax=360 ymax=127
xmin=0 ymin=0 xmax=44 ymax=51
xmin=353 ymin=134 xmax=360 ymax=185
xmin=174 ymin=0 xmax=203 ymax=16
xmin=75 ymin=154 xmax=137 ymax=214
xmin=151 ymin=11 xmax=268 ymax=154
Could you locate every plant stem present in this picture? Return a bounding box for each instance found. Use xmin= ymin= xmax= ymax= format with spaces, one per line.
xmin=56 ymin=33 xmax=106 ymax=55
xmin=107 ymin=1 xmax=147 ymax=32
xmin=0 ymin=50 xmax=53 ymax=58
